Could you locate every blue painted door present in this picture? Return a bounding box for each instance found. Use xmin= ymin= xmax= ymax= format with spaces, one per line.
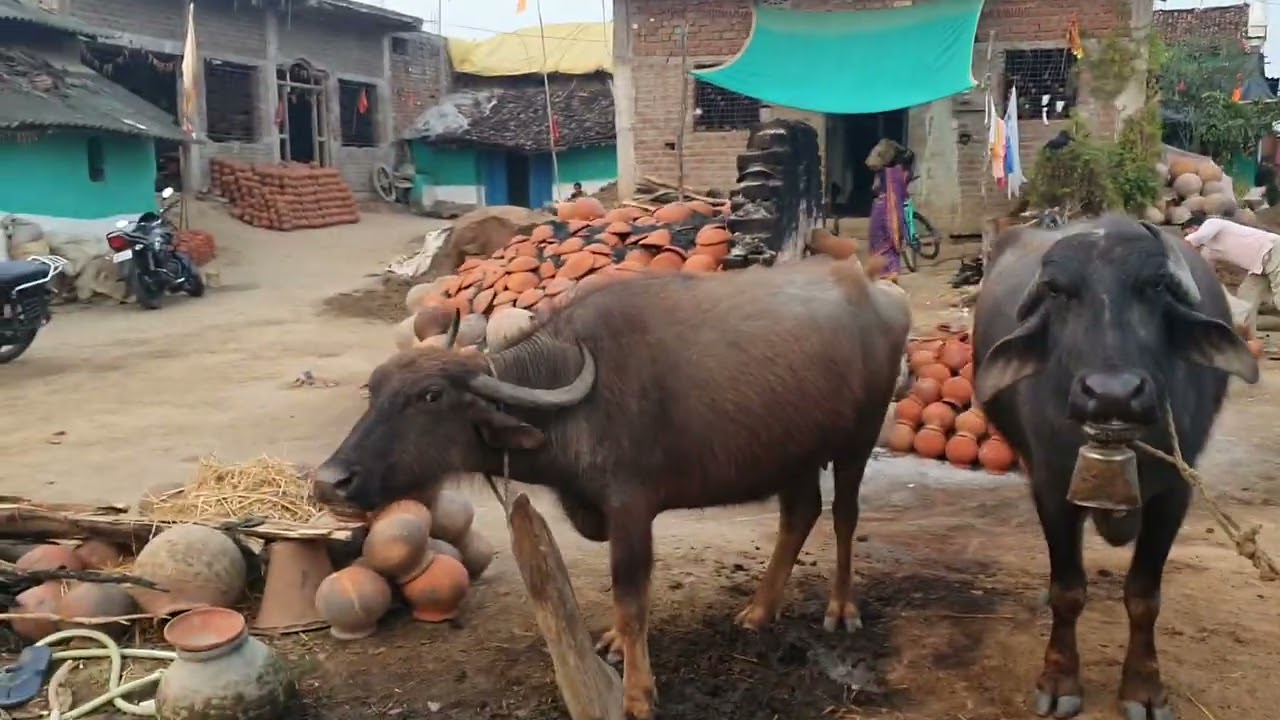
xmin=480 ymin=150 xmax=508 ymax=206
xmin=529 ymin=153 xmax=555 ymax=209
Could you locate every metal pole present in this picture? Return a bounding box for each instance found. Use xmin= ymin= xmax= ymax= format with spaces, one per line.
xmin=675 ymin=4 xmax=689 ymax=201
xmin=536 ymin=0 xmax=562 ymax=202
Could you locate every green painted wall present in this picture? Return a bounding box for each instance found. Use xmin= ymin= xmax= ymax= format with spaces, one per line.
xmin=558 ymin=145 xmax=617 ymax=181
xmin=0 ymin=130 xmax=157 ymax=219
xmin=410 ymin=142 xmax=481 ymax=186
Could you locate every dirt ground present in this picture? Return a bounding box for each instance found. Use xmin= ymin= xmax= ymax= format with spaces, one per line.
xmin=2 ymin=215 xmax=1278 ymax=719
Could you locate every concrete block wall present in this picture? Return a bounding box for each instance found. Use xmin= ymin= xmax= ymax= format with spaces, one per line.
xmin=615 ymin=0 xmax=1138 ymax=235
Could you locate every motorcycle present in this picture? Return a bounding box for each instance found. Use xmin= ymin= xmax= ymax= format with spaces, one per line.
xmin=106 ymin=187 xmax=204 ymax=310
xmin=0 ymin=255 xmax=68 ymax=364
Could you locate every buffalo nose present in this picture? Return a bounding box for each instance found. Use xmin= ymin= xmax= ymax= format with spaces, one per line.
xmin=312 ymin=460 xmax=355 ymax=502
xmin=1068 ymin=370 xmax=1158 ymax=425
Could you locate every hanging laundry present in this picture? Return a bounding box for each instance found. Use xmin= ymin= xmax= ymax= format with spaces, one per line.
xmin=1004 ymin=86 xmax=1025 ymax=198
xmin=989 ymin=94 xmax=1007 ymax=189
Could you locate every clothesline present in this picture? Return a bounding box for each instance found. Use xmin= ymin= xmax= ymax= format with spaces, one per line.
xmin=986 ymin=86 xmax=1025 ymax=200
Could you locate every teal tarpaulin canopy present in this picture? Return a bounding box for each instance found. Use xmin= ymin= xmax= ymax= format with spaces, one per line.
xmin=692 ymin=0 xmax=986 ymax=115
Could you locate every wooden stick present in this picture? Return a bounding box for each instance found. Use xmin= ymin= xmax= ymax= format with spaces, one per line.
xmin=0 ymin=611 xmax=162 ymax=625
xmin=0 ymin=561 xmax=165 ymax=590
xmin=639 ymin=175 xmax=722 ymax=205
xmin=0 ymin=502 xmax=359 ymax=551
xmin=507 ymin=493 xmax=624 ymax=720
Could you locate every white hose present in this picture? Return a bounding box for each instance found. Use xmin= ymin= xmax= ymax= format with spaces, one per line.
xmin=33 ymin=628 xmax=176 ymax=719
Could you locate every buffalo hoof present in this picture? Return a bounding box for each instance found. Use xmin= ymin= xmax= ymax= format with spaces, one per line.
xmin=735 ymin=601 xmax=779 ymax=631
xmin=1120 ymin=673 xmax=1174 ymax=720
xmin=594 ymin=627 xmax=624 ymax=665
xmin=1121 ymin=701 xmax=1174 ymax=720
xmin=822 ymin=599 xmax=863 ymax=633
xmin=1032 ymin=690 xmax=1083 ymax=718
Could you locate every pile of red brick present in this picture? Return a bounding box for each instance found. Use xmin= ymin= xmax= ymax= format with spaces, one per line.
xmin=210 ymin=159 xmax=360 ymax=231
xmin=174 ymin=229 xmax=216 ymax=266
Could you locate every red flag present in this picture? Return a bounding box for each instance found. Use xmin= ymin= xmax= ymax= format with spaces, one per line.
xmin=357 ymin=88 xmax=370 ymax=115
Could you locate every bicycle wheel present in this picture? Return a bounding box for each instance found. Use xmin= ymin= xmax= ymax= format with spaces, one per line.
xmin=913 ymin=211 xmax=942 ymax=260
xmin=900 ymin=241 xmax=918 ymax=273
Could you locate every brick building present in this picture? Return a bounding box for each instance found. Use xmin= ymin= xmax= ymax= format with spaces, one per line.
xmin=612 ymin=0 xmax=1153 ymax=235
xmin=46 ymin=0 xmax=448 ymax=197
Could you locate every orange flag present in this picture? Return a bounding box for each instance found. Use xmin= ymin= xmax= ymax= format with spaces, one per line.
xmin=516 ymin=0 xmax=527 ymax=12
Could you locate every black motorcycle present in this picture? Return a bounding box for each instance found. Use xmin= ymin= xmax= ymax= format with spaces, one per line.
xmin=107 ymin=187 xmax=204 ymax=310
xmin=0 ymin=255 xmax=67 ymax=363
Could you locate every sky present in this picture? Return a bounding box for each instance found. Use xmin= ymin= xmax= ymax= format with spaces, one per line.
xmin=378 ymin=0 xmax=1278 ymax=75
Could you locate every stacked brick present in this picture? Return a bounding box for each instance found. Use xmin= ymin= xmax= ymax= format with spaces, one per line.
xmin=211 ymin=159 xmax=360 ymax=231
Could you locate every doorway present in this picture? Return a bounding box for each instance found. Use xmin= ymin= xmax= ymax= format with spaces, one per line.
xmin=826 ymin=110 xmax=908 ymax=217
xmin=276 ymin=60 xmax=328 ymax=165
xmin=504 ymin=153 xmax=531 ymax=208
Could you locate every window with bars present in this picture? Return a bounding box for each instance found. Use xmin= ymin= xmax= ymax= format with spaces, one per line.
xmin=338 ymin=80 xmax=378 ymax=147
xmin=1002 ymin=48 xmax=1078 ymax=121
xmin=692 ymin=63 xmax=761 ymax=132
xmin=205 ymin=60 xmax=258 ymax=142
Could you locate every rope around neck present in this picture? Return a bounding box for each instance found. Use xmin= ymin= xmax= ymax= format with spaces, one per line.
xmin=1130 ymin=403 xmax=1277 ymax=581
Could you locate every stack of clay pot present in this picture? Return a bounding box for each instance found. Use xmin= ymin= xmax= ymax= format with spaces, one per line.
xmin=212 ymin=158 xmax=360 ymax=230
xmin=886 ymin=333 xmax=1018 ymax=475
xmin=174 ymin=229 xmax=217 ymax=267
xmin=7 ymin=538 xmax=143 ymax=642
xmin=1146 ymin=155 xmax=1256 ymax=227
xmin=395 ymin=196 xmax=735 ymax=350
xmin=314 ymin=489 xmax=494 ymax=640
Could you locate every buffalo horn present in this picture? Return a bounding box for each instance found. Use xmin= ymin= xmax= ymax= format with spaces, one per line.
xmin=468 ymin=344 xmax=596 ymax=408
xmin=443 ymin=309 xmax=462 ymax=349
xmin=1143 ymin=222 xmax=1201 ymax=305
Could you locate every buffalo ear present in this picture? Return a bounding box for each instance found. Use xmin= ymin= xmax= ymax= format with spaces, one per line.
xmin=1167 ymin=303 xmax=1260 ymax=383
xmin=469 ymin=399 xmax=546 ymax=450
xmin=974 ymin=310 xmax=1050 ymax=405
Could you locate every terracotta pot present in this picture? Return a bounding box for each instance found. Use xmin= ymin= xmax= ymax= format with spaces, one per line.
xmin=960 ymin=362 xmax=975 ymax=384
xmin=945 ymin=432 xmax=980 ymax=467
xmin=887 ymin=421 xmax=916 ymax=453
xmin=895 ymin=396 xmax=924 ymax=427
xmin=921 ymin=402 xmax=957 ymax=433
xmin=908 ymin=349 xmax=936 ymax=371
xmin=455 ymin=529 xmax=496 ymax=580
xmin=691 ymin=241 xmax=729 ymax=265
xmin=648 ymin=250 xmax=684 ymax=272
xmin=695 ymin=224 xmax=731 ymax=248
xmin=314 ymin=566 xmax=393 ymax=640
xmin=954 ymin=409 xmax=987 ymax=438
xmin=73 ymin=538 xmax=128 ymax=570
xmin=979 ymin=436 xmax=1016 ymax=474
xmin=807 ymin=228 xmax=859 ymax=260
xmin=130 ymin=524 xmax=248 ymax=615
xmin=413 ymin=305 xmax=456 ymax=342
xmin=917 ymin=363 xmax=952 ymax=384
xmin=17 ymin=543 xmax=84 ymax=572
xmin=683 ymin=255 xmax=719 ymax=273
xmin=686 ymin=200 xmax=716 ymax=217
xmin=362 ymin=506 xmax=433 ymax=581
xmin=252 ymin=540 xmax=333 ymax=634
xmin=400 ymin=554 xmax=471 ymax=623
xmin=941 ymin=376 xmax=973 ymax=408
xmin=939 ymin=340 xmax=970 ymax=372
xmin=429 ymin=538 xmax=464 ymax=565
xmin=572 ymin=197 xmax=607 ymax=221
xmin=56 ymin=582 xmax=137 ymax=637
xmin=10 ymin=581 xmax=66 ymax=641
xmin=429 ymin=491 xmax=476 ymax=545
xmin=157 ymin=607 xmax=297 ymax=720
xmin=913 ymin=425 xmax=947 ymax=459
xmin=653 ymin=203 xmax=694 ymax=225
xmin=911 ymin=377 xmax=942 ymax=406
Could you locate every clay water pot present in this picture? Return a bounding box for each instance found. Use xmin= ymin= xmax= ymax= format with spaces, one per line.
xmin=921 ymin=402 xmax=957 ymax=433
xmin=908 ymin=349 xmax=937 ymax=371
xmin=911 ymin=377 xmax=942 ymax=405
xmin=939 ymin=339 xmax=970 ymax=372
xmin=945 ymin=432 xmax=980 ymax=468
xmin=157 ymin=607 xmax=297 ymax=720
xmin=314 ymin=565 xmax=393 ymax=640
xmin=913 ymin=425 xmax=947 ymax=459
xmin=73 ymin=538 xmax=127 ymax=570
xmin=917 ymin=363 xmax=952 ymax=384
xmin=979 ymin=436 xmax=1016 ymax=474
xmin=887 ymin=421 xmax=916 ymax=453
xmin=131 ymin=524 xmax=248 ymax=615
xmin=401 ymin=554 xmax=471 ymax=623
xmin=455 ymin=529 xmax=496 ymax=580
xmin=56 ymin=582 xmax=137 ymax=638
xmin=941 ymin=376 xmax=973 ymax=408
xmin=954 ymin=409 xmax=987 ymax=438
xmin=10 ymin=581 xmax=66 ymax=641
xmin=895 ymin=396 xmax=924 ymax=427
xmin=960 ymin=362 xmax=975 ymax=384
xmin=647 ymin=248 xmax=685 ymax=272
xmin=362 ymin=502 xmax=432 ymax=580
xmin=428 ymin=538 xmax=464 ymax=565
xmin=17 ymin=543 xmax=83 ymax=572
xmin=252 ymin=540 xmax=333 ymax=634
xmin=429 ymin=491 xmax=475 ymax=545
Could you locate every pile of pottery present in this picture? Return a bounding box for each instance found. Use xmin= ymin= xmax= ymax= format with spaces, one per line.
xmin=314 ymin=490 xmax=494 ymax=640
xmin=395 ymin=197 xmax=736 ymax=348
xmin=886 ymin=333 xmax=1018 ymax=474
xmin=1147 ymin=154 xmax=1256 ymax=227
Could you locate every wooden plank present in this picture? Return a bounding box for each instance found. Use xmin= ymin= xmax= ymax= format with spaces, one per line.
xmin=507 ymin=493 xmax=624 ymax=720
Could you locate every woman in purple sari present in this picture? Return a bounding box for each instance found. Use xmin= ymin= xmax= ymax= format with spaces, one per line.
xmin=866 ymin=140 xmax=910 ymax=282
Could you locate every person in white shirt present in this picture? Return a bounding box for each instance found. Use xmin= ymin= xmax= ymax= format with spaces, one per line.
xmin=1182 ymin=211 xmax=1280 ymax=314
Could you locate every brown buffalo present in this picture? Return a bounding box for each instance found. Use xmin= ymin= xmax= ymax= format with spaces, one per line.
xmin=315 ymin=253 xmax=911 ymax=719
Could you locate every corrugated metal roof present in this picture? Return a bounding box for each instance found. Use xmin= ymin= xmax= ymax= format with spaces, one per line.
xmin=0 ymin=48 xmax=186 ymax=141
xmin=0 ymin=0 xmax=111 ymax=38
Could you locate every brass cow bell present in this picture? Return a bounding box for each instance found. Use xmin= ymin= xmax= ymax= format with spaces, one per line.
xmin=1067 ymin=424 xmax=1142 ymax=511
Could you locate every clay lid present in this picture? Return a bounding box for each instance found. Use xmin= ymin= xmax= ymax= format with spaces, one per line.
xmin=472 ymin=288 xmax=496 ymax=314
xmin=516 ymin=288 xmax=545 ymax=309
xmin=573 ymin=197 xmax=607 ymax=221
xmin=625 ymin=248 xmax=653 ymax=266
xmin=555 ymin=202 xmax=576 ymax=221
xmin=695 ymin=225 xmax=731 ymax=247
xmin=505 ymin=234 xmax=531 ymax=247
xmin=597 ymin=232 xmax=623 ymax=247
xmin=633 ymin=216 xmax=657 ymax=226
xmin=530 ymin=224 xmax=555 ymax=242
xmin=492 ymin=301 xmax=514 ymax=313
xmin=439 ymin=275 xmax=461 ymax=297
xmin=558 ymin=252 xmax=595 ymax=280
xmin=585 ymin=242 xmax=613 ymax=256
xmin=660 ymin=244 xmax=689 ymax=260
xmin=654 ymin=203 xmax=694 ymax=224
xmin=544 ymin=277 xmax=576 ymax=296
xmin=535 ymin=260 xmax=555 ymax=279
xmin=505 ymin=271 xmax=540 ymax=293
xmin=457 ymin=258 xmax=482 ymax=273
xmin=686 ymin=200 xmax=716 ymax=217
xmin=552 ymin=237 xmax=584 ymax=256
xmin=507 ymin=256 xmax=539 ymax=273
xmin=481 ymin=267 xmax=505 ymax=289
xmin=648 ymin=250 xmax=684 ymax=272
xmin=592 ymin=254 xmax=614 ymax=270
xmin=683 ymin=254 xmax=718 ymax=273
xmin=637 ymin=229 xmax=672 ymax=249
xmin=164 ymin=607 xmax=246 ymax=653
xmin=458 ymin=270 xmax=484 ymax=290
xmin=494 ymin=290 xmax=520 ymax=306
xmin=605 ymin=221 xmax=632 ymax=235
xmin=589 ymin=217 xmax=611 ymax=228
xmin=567 ymin=220 xmax=590 ymax=236
xmin=615 ymin=260 xmax=647 ymax=273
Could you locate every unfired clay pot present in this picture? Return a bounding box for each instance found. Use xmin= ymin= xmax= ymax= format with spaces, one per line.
xmin=362 ymin=501 xmax=433 ymax=581
xmin=56 ymin=582 xmax=137 ymax=637
xmin=10 ymin=581 xmax=66 ymax=641
xmin=314 ymin=565 xmax=393 ymax=640
xmin=429 ymin=491 xmax=475 ymax=545
xmin=131 ymin=524 xmax=248 ymax=615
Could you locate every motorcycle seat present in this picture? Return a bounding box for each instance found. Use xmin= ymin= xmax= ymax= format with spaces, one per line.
xmin=0 ymin=261 xmax=48 ymax=289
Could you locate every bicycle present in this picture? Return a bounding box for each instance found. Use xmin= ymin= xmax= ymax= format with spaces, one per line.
xmin=900 ymin=198 xmax=942 ymax=272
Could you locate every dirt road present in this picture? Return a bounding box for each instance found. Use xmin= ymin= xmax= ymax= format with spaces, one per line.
xmin=2 ymin=216 xmax=1276 ymax=719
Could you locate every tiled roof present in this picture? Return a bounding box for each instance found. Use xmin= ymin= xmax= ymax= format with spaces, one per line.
xmin=0 ymin=48 xmax=186 ymax=141
xmin=0 ymin=0 xmax=109 ymax=38
xmin=1153 ymin=4 xmax=1249 ymax=42
xmin=405 ymin=74 xmax=615 ymax=151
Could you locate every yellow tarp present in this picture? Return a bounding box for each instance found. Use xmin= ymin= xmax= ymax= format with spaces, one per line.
xmin=447 ymin=22 xmax=613 ymax=77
